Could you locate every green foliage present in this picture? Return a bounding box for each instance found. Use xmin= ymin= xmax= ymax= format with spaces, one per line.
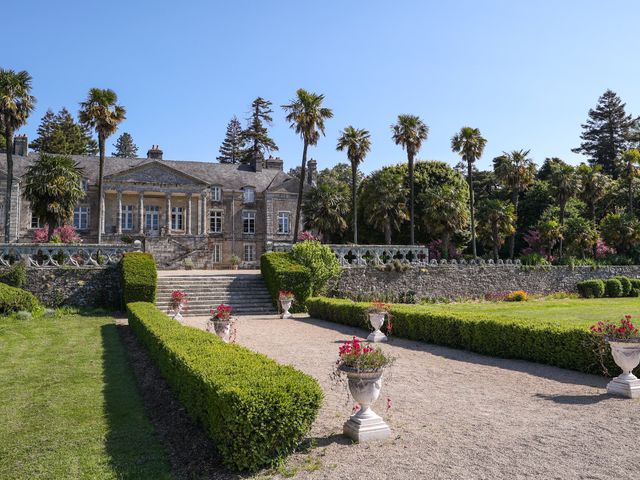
xmin=477 ymin=198 xmax=516 ymax=259
xmin=121 ymin=252 xmax=157 ymax=305
xmin=360 ymin=166 xmax=408 ymax=244
xmin=577 ymin=279 xmax=605 ymax=298
xmin=604 ymin=278 xmax=623 ymax=297
xmin=127 ymin=302 xmax=322 ymax=471
xmin=242 ymin=97 xmax=278 ymax=162
xmin=520 ymin=253 xmax=551 ymax=266
xmin=0 ymin=283 xmax=40 ymax=314
xmin=630 ymin=278 xmax=640 ymax=291
xmin=260 ymin=252 xmax=312 ymax=312
xmin=0 ymin=261 xmax=26 ymax=288
xmin=217 ymin=116 xmax=246 ymax=164
xmin=290 ymin=241 xmax=341 ymax=295
xmin=111 ymin=132 xmax=138 ymax=158
xmin=301 ymin=182 xmax=349 ymax=242
xmin=30 ymin=108 xmax=98 ymax=155
xmin=612 ymin=276 xmax=632 ymax=296
xmin=600 ymin=211 xmax=640 ymax=255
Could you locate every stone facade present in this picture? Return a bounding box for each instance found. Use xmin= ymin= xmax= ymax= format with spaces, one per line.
xmin=335 ymin=265 xmax=640 ymax=301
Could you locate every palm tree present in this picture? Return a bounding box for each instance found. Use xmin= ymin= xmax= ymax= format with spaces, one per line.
xmin=361 ymin=168 xmax=408 ymax=244
xmin=451 ymin=127 xmax=487 ymax=259
xmin=577 ymin=163 xmax=609 ymax=223
xmin=493 ymin=149 xmax=536 ymax=258
xmin=422 ymin=185 xmax=469 ymax=259
xmin=391 ymin=115 xmax=429 ymax=245
xmin=301 ymin=182 xmax=349 ymax=243
xmin=621 ymin=149 xmax=640 ymax=214
xmin=336 ymin=126 xmax=371 ymax=244
xmin=0 ymin=69 xmax=36 ymax=242
xmin=477 ymin=199 xmax=516 ymax=261
xmin=548 ymin=159 xmax=578 ymax=257
xmin=79 ymin=88 xmax=126 ymax=244
xmin=282 ymin=89 xmax=333 ymax=242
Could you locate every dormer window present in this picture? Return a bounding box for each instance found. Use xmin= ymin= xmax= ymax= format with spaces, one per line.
xmin=211 ymin=186 xmax=221 ymax=202
xmin=243 ymin=187 xmax=255 ymax=204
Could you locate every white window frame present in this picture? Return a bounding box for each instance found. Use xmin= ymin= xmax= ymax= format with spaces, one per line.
xmin=121 ymin=204 xmax=134 ymax=230
xmin=73 ymin=206 xmax=89 ymax=230
xmin=211 ymin=186 xmax=222 ymax=202
xmin=209 ymin=209 xmax=223 ymax=233
xmin=243 ymin=210 xmax=256 ymax=234
xmin=171 ymin=206 xmax=184 ymax=231
xmin=30 ymin=214 xmax=42 ymax=229
xmin=145 ymin=205 xmax=160 ymax=231
xmin=277 ymin=211 xmax=290 ymax=234
xmin=243 ymin=187 xmax=255 ymax=204
xmin=244 ymin=244 xmax=256 ymax=262
xmin=212 ymin=244 xmax=221 ymax=264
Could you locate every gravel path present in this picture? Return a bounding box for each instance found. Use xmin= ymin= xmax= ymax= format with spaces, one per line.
xmin=186 ymin=314 xmax=640 ymax=480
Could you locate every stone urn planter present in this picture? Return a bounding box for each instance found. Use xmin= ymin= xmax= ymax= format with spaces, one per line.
xmin=606 ymin=338 xmax=640 ymax=398
xmin=207 ymin=318 xmax=233 ymax=343
xmin=340 ymin=366 xmax=391 ymax=442
xmin=169 ymin=290 xmax=188 ymax=325
xmin=172 ymin=303 xmax=186 ymax=324
xmin=278 ymin=291 xmax=294 ymax=319
xmin=367 ymin=312 xmax=388 ymax=343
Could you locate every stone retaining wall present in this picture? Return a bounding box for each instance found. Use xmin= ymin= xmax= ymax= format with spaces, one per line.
xmin=334 ymin=265 xmax=640 ymax=300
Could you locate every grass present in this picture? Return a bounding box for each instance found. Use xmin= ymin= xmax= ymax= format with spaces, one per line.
xmin=423 ymin=297 xmax=640 ymax=329
xmin=0 ymin=313 xmax=172 ymax=480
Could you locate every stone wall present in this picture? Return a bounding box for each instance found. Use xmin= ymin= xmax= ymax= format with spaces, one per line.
xmin=334 ymin=265 xmax=640 ymax=300
xmin=12 ymin=267 xmax=122 ymax=308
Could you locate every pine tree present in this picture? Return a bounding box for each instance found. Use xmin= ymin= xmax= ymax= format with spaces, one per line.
xmin=217 ymin=116 xmax=246 ymax=163
xmin=572 ymin=90 xmax=638 ymax=177
xmin=242 ymin=97 xmax=278 ymax=164
xmin=112 ymin=132 xmax=139 ymax=157
xmin=30 ymin=108 xmax=98 ymax=155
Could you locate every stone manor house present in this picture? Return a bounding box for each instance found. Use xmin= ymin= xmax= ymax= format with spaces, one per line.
xmin=0 ymin=137 xmax=310 ymax=268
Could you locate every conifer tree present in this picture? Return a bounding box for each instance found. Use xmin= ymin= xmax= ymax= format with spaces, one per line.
xmin=217 ymin=116 xmax=246 ymax=163
xmin=112 ymin=132 xmax=138 ymax=157
xmin=242 ymin=97 xmax=278 ymax=164
xmin=30 ymin=108 xmax=98 ymax=155
xmin=573 ymin=90 xmax=638 ymax=177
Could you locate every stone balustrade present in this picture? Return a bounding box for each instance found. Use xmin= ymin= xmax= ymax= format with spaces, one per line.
xmin=0 ymin=242 xmax=141 ymax=268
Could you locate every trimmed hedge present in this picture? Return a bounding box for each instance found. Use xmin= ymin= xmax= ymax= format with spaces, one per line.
xmin=121 ymin=252 xmax=157 ymax=305
xmin=306 ymin=296 xmax=625 ymax=376
xmin=260 ymin=252 xmax=313 ymax=313
xmin=127 ymin=302 xmax=322 ymax=471
xmin=613 ymin=276 xmax=632 ymax=296
xmin=577 ymin=279 xmax=605 ymax=298
xmin=0 ymin=262 xmax=26 ymax=288
xmin=0 ymin=283 xmax=40 ymax=314
xmin=604 ymin=278 xmax=623 ymax=298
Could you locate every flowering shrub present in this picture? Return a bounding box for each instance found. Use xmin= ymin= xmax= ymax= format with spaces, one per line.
xmin=33 ymin=224 xmax=81 ymax=243
xmin=505 ymin=290 xmax=528 ymax=302
xmin=297 ymin=230 xmax=319 ymax=242
xmin=211 ymin=303 xmax=233 ymax=321
xmin=278 ymin=290 xmax=295 ymax=301
xmin=590 ymin=315 xmax=640 ymax=341
xmin=594 ymin=239 xmax=615 ymax=258
xmin=336 ymin=337 xmax=393 ymax=371
xmin=169 ymin=290 xmax=188 ymax=311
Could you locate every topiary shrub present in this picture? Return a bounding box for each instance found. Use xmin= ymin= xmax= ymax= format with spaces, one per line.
xmin=0 ymin=283 xmax=41 ymax=314
xmin=127 ymin=302 xmax=322 ymax=471
xmin=290 ymin=240 xmax=341 ymax=295
xmin=630 ymin=278 xmax=640 ymax=291
xmin=0 ymin=261 xmax=26 ymax=288
xmin=577 ymin=279 xmax=605 ymax=298
xmin=260 ymin=252 xmax=312 ymax=312
xmin=121 ymin=252 xmax=157 ymax=306
xmin=612 ymin=276 xmax=632 ymax=296
xmin=604 ymin=278 xmax=623 ymax=298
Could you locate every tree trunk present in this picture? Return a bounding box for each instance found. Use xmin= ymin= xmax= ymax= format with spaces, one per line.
xmin=492 ymin=223 xmax=499 ymax=262
xmin=442 ymin=231 xmax=450 ymax=259
xmin=468 ymin=159 xmax=477 ymax=258
xmin=351 ymin=160 xmax=358 ymax=244
xmin=292 ymin=141 xmax=308 ymax=243
xmin=47 ymin=222 xmax=55 ymax=242
xmin=384 ymin=219 xmax=392 ymax=245
xmin=408 ymin=151 xmax=415 ymax=245
xmin=4 ymin=131 xmax=14 ymax=243
xmin=97 ymin=133 xmax=106 ymax=244
xmin=558 ymin=202 xmax=565 ymax=257
xmin=629 ymin=160 xmax=634 ymax=215
xmin=508 ymin=191 xmax=518 ymax=259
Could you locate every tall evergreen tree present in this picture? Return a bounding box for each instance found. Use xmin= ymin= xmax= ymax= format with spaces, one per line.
xmin=242 ymin=97 xmax=278 ymax=164
xmin=112 ymin=132 xmax=138 ymax=158
xmin=217 ymin=116 xmax=246 ymax=164
xmin=30 ymin=108 xmax=98 ymax=155
xmin=572 ymin=89 xmax=638 ymax=177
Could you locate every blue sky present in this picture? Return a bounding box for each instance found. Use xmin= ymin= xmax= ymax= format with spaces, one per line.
xmin=4 ymin=1 xmax=640 ymax=173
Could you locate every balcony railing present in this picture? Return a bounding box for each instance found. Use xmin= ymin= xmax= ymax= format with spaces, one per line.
xmin=0 ymin=242 xmax=142 ymax=268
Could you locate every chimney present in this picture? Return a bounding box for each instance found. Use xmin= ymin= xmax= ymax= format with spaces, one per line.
xmin=306 ymin=158 xmax=317 ymax=186
xmin=13 ymin=135 xmax=28 ymax=156
xmin=147 ymin=145 xmax=163 ymax=160
xmin=250 ymin=149 xmax=263 ymax=172
xmin=265 ymin=155 xmax=283 ymax=171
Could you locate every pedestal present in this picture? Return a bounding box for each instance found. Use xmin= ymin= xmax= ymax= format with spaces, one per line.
xmin=607 ymin=374 xmax=640 ymax=399
xmin=367 ymin=330 xmax=388 ymax=342
xmin=343 ymin=407 xmax=390 ymax=442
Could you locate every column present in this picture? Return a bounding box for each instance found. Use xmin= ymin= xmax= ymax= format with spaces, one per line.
xmin=116 ymin=191 xmax=123 ymax=235
xmin=100 ymin=191 xmax=106 ymax=235
xmin=165 ymin=193 xmax=172 ymax=236
xmin=186 ymin=193 xmax=192 ymax=235
xmin=200 ymin=192 xmax=207 ymax=235
xmin=138 ymin=192 xmax=144 ymax=234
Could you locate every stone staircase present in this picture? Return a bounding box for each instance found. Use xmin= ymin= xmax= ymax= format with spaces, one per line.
xmin=155 ymin=272 xmax=276 ymax=316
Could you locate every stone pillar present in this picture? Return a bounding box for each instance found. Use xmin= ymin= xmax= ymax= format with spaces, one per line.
xmin=200 ymin=192 xmax=207 ymax=235
xmin=186 ymin=193 xmax=192 ymax=235
xmin=138 ymin=192 xmax=144 ymax=234
xmin=100 ymin=191 xmax=106 ymax=235
xmin=165 ymin=193 xmax=172 ymax=236
xmin=196 ymin=193 xmax=202 ymax=236
xmin=116 ymin=191 xmax=123 ymax=235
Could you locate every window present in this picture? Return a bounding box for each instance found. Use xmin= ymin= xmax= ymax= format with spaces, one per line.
xmin=171 ymin=206 xmax=183 ymax=230
xmin=145 ymin=205 xmax=160 ymax=231
xmin=209 ymin=210 xmax=222 ymax=233
xmin=211 ymin=186 xmax=221 ymax=202
xmin=31 ymin=214 xmax=42 ymax=229
xmin=212 ymin=244 xmax=221 ymax=263
xmin=243 ymin=210 xmax=255 ymax=234
xmin=121 ymin=205 xmax=133 ymax=230
xmin=73 ymin=206 xmax=89 ymax=230
xmin=244 ymin=244 xmax=255 ymax=262
xmin=80 ymin=179 xmax=89 ymax=192
xmin=243 ymin=187 xmax=255 ymax=204
xmin=277 ymin=212 xmax=290 ymax=234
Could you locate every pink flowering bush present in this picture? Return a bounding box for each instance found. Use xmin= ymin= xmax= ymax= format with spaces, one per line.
xmin=590 ymin=315 xmax=640 ymax=341
xmin=33 ymin=224 xmax=81 ymax=244
xmin=297 ymin=231 xmax=319 ymax=242
xmin=336 ymin=337 xmax=393 ymax=371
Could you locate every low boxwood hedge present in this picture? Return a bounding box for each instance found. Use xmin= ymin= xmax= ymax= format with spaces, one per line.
xmin=306 ymin=296 xmax=626 ymax=376
xmin=260 ymin=252 xmax=313 ymax=312
xmin=577 ymin=279 xmax=605 ymax=298
xmin=604 ymin=278 xmax=623 ymax=298
xmin=127 ymin=302 xmax=323 ymax=471
xmin=612 ymin=276 xmax=632 ymax=296
xmin=0 ymin=283 xmax=40 ymax=314
xmin=121 ymin=252 xmax=157 ymax=305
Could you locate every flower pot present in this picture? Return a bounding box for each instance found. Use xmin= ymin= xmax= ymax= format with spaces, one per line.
xmin=606 ymin=339 xmax=640 ymax=398
xmin=279 ymin=298 xmax=293 ymax=318
xmin=172 ymin=302 xmax=186 ymax=324
xmin=231 ymin=264 xmax=239 ymax=271
xmin=207 ymin=319 xmax=233 ymax=343
xmin=340 ymin=367 xmax=390 ymax=442
xmin=367 ymin=312 xmax=388 ymax=343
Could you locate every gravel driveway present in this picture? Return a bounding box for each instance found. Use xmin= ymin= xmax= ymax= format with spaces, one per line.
xmin=187 ymin=314 xmax=640 ymax=480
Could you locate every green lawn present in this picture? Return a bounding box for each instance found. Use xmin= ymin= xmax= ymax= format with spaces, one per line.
xmin=0 ymin=313 xmax=172 ymax=480
xmin=424 ymin=297 xmax=640 ymax=329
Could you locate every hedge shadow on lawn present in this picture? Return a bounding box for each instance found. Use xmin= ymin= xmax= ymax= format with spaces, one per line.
xmin=534 ymin=393 xmax=611 ymax=405
xmin=295 ymin=316 xmax=609 ymax=388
